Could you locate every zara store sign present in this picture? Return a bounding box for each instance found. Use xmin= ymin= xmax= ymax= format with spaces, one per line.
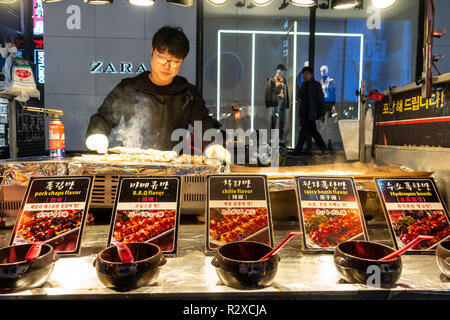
xmin=64 ymin=6 xmax=149 ymax=75
xmin=89 ymin=61 xmax=148 ymax=74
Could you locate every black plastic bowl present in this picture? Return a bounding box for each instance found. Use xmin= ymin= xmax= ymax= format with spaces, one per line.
xmin=94 ymin=242 xmax=167 ymax=291
xmin=436 ymin=240 xmax=450 ymax=278
xmin=0 ymin=243 xmax=58 ymax=291
xmin=334 ymin=241 xmax=402 ymax=287
xmin=211 ymin=241 xmax=280 ymax=289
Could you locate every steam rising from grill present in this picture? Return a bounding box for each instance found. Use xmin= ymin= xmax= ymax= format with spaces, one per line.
xmin=111 ymin=96 xmax=152 ymax=149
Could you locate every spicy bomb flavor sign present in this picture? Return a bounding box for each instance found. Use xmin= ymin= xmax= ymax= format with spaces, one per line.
xmin=376 ymin=178 xmax=450 ymax=252
xmin=108 ymin=176 xmax=181 ymax=255
xmin=206 ymin=175 xmax=274 ymax=253
xmin=295 ymin=177 xmax=368 ymax=252
xmin=9 ymin=176 xmax=94 ymax=255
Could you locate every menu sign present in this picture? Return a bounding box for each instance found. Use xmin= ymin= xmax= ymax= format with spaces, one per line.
xmin=10 ymin=176 xmax=94 ymax=255
xmin=108 ymin=176 xmax=181 ymax=254
xmin=206 ymin=175 xmax=273 ymax=253
xmin=376 ymin=178 xmax=450 ymax=252
xmin=295 ymin=177 xmax=367 ymax=252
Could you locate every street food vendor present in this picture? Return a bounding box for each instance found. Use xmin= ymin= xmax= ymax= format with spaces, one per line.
xmin=85 ymin=26 xmax=229 ymax=161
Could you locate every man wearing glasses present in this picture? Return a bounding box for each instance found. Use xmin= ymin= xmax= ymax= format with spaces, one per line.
xmin=85 ymin=26 xmax=228 ymax=161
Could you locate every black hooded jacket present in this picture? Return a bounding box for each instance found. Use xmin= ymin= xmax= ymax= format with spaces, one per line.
xmin=296 ymin=78 xmax=325 ymax=123
xmin=86 ymin=71 xmax=219 ymax=151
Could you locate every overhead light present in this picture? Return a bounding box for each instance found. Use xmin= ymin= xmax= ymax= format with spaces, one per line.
xmin=207 ymin=0 xmax=228 ymax=5
xmin=370 ymin=0 xmax=398 ymax=10
xmin=318 ymin=0 xmax=329 ymax=9
xmin=331 ymin=0 xmax=360 ymax=9
xmin=167 ymin=0 xmax=194 ymax=6
xmin=251 ymin=0 xmax=272 ymax=6
xmin=42 ymin=0 xmax=64 ymax=3
xmin=84 ymin=0 xmax=113 ymax=4
xmin=128 ymin=0 xmax=155 ymax=5
xmin=0 ymin=0 xmax=17 ymax=3
xmin=289 ymin=0 xmax=316 ymax=6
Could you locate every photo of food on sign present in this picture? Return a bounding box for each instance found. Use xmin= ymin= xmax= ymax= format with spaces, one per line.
xmin=389 ymin=210 xmax=450 ymax=250
xmin=14 ymin=209 xmax=83 ymax=253
xmin=208 ymin=207 xmax=269 ymax=249
xmin=303 ymin=208 xmax=364 ymax=248
xmin=112 ymin=209 xmax=176 ymax=252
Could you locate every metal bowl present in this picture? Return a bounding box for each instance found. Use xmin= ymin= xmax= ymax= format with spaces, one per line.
xmin=0 ymin=243 xmax=58 ymax=292
xmin=211 ymin=241 xmax=280 ymax=289
xmin=94 ymin=242 xmax=167 ymax=291
xmin=334 ymin=241 xmax=402 ymax=287
xmin=436 ymin=240 xmax=450 ymax=278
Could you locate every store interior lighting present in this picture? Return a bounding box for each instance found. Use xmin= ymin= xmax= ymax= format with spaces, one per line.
xmin=42 ymin=0 xmax=63 ymax=3
xmin=289 ymin=0 xmax=316 ymax=7
xmin=207 ymin=0 xmax=229 ymax=6
xmin=331 ymin=0 xmax=361 ymax=9
xmin=0 ymin=0 xmax=17 ymax=4
xmin=251 ymin=0 xmax=273 ymax=7
xmin=84 ymin=0 xmax=113 ymax=4
xmin=167 ymin=0 xmax=194 ymax=7
xmin=128 ymin=0 xmax=155 ymax=5
xmin=371 ymin=0 xmax=398 ymax=10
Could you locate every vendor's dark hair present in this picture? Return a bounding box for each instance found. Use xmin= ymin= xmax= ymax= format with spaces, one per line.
xmin=152 ymin=26 xmax=190 ymax=59
xmin=302 ymin=66 xmax=314 ymax=74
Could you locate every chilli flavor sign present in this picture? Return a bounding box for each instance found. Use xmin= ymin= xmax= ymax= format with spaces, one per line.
xmin=206 ymin=175 xmax=273 ymax=253
xmin=376 ymin=178 xmax=450 ymax=252
xmin=108 ymin=176 xmax=181 ymax=255
xmin=295 ymin=177 xmax=368 ymax=252
xmin=10 ymin=176 xmax=94 ymax=255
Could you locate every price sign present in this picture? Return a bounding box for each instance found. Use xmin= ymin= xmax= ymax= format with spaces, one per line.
xmin=376 ymin=178 xmax=450 ymax=252
xmin=206 ymin=175 xmax=273 ymax=253
xmin=295 ymin=177 xmax=367 ymax=252
xmin=108 ymin=176 xmax=181 ymax=255
xmin=10 ymin=176 xmax=94 ymax=255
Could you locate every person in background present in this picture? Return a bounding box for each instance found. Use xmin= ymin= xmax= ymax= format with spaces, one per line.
xmin=289 ymin=66 xmax=328 ymax=157
xmin=319 ymin=65 xmax=337 ymax=151
xmin=85 ymin=26 xmax=229 ymax=162
xmin=265 ymin=64 xmax=289 ymax=147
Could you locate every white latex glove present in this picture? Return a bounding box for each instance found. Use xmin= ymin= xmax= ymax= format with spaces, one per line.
xmin=205 ymin=144 xmax=231 ymax=163
xmin=86 ymin=134 xmax=109 ymax=154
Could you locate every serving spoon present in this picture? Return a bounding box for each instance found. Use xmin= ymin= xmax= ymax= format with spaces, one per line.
xmin=115 ymin=242 xmax=135 ymax=263
xmin=379 ymin=235 xmax=434 ymax=261
xmin=25 ymin=242 xmax=44 ymax=261
xmin=258 ymin=232 xmax=301 ymax=261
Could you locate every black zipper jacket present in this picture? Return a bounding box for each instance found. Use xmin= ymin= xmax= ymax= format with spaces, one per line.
xmin=86 ymin=71 xmax=220 ymax=151
xmin=297 ymin=78 xmax=325 ymax=123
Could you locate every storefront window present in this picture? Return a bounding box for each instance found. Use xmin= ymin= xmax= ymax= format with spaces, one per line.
xmin=202 ymin=0 xmax=420 ymax=148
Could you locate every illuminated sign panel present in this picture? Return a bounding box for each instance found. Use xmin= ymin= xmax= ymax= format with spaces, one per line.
xmin=35 ymin=50 xmax=45 ymax=84
xmin=89 ymin=61 xmax=148 ymax=74
xmin=33 ymin=0 xmax=44 ymax=36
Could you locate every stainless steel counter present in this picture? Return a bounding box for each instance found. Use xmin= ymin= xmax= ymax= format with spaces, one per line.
xmin=0 ymin=224 xmax=449 ymax=300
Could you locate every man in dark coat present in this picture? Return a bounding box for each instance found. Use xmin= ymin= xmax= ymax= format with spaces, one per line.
xmin=85 ymin=26 xmax=229 ymax=161
xmin=289 ymin=66 xmax=328 ymax=156
xmin=264 ymin=64 xmax=289 ymax=146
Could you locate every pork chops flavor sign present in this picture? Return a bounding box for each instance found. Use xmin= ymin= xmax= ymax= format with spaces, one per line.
xmin=206 ymin=175 xmax=273 ymax=253
xmin=295 ymin=177 xmax=368 ymax=252
xmin=108 ymin=176 xmax=181 ymax=254
xmin=10 ymin=176 xmax=94 ymax=255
